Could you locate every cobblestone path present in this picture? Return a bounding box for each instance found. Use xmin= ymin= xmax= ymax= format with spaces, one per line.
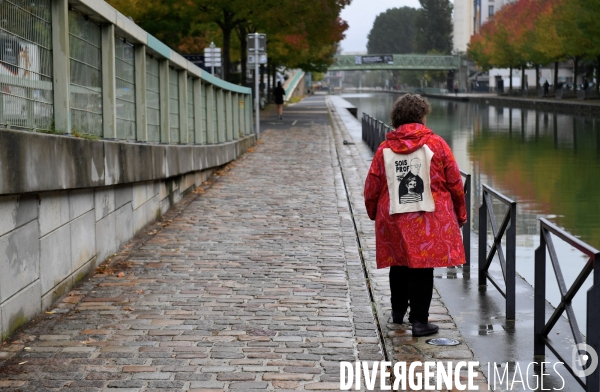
xmin=0 ymin=97 xmax=384 ymax=391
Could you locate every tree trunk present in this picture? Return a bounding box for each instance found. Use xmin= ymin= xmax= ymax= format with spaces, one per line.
xmin=554 ymin=61 xmax=559 ymax=92
xmin=521 ymin=67 xmax=525 ymax=92
xmin=509 ymin=67 xmax=513 ymax=92
xmin=535 ymin=64 xmax=540 ymax=90
xmin=267 ymin=63 xmax=272 ymax=102
xmin=597 ymin=56 xmax=600 ymax=94
xmin=573 ymin=56 xmax=580 ymax=91
xmin=222 ymin=26 xmax=231 ymax=82
xmin=236 ymin=25 xmax=248 ymax=86
xmin=219 ymin=10 xmax=238 ymax=83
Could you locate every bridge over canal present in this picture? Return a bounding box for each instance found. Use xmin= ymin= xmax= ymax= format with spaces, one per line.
xmin=328 ymin=54 xmax=461 ymax=72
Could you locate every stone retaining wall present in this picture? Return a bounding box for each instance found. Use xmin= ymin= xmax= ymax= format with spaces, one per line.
xmin=0 ymin=130 xmax=254 ymax=340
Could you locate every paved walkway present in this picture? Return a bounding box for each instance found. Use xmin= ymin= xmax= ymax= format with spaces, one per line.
xmin=0 ymin=95 xmax=491 ymax=391
xmin=0 ymin=97 xmax=383 ymax=391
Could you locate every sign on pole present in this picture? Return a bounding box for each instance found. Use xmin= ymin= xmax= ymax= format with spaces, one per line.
xmin=247 ymin=54 xmax=268 ymax=64
xmin=247 ymin=33 xmax=267 ymax=139
xmin=204 ymin=42 xmax=221 ymax=75
xmin=247 ymin=34 xmax=266 ymax=53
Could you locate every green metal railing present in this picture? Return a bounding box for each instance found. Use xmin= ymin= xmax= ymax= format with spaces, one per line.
xmin=0 ymin=0 xmax=253 ymax=143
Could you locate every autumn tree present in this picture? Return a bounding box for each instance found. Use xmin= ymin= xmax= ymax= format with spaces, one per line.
xmin=366 ymin=7 xmax=418 ymax=54
xmin=107 ymin=0 xmax=350 ymax=83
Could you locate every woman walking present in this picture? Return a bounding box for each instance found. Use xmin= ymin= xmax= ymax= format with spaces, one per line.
xmin=364 ymin=94 xmax=466 ymax=337
xmin=274 ymin=81 xmax=285 ymax=120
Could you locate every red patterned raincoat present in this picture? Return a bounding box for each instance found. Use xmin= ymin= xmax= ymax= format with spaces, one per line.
xmin=364 ymin=123 xmax=467 ymax=269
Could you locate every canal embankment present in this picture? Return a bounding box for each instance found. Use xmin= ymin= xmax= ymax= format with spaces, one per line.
xmin=339 ymin=87 xmax=600 ymax=116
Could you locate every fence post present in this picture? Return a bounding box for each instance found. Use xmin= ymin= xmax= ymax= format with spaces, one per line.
xmin=534 ymin=227 xmax=547 ymax=358
xmin=587 ymin=255 xmax=600 ymax=392
xmin=506 ymin=203 xmax=517 ymax=320
xmin=478 ymin=192 xmax=488 ymax=287
xmin=159 ymin=60 xmax=170 ymax=143
xmin=101 ymin=25 xmax=116 ymax=139
xmin=462 ymin=173 xmax=471 ymax=266
xmin=193 ymin=80 xmax=203 ymax=144
xmin=217 ymin=89 xmax=226 ymax=143
xmin=205 ymin=85 xmax=215 ymax=143
xmin=134 ymin=45 xmax=148 ymax=142
xmin=51 ymin=0 xmax=71 ymax=133
xmin=178 ymin=70 xmax=188 ymax=144
xmin=226 ymin=91 xmax=233 ymax=141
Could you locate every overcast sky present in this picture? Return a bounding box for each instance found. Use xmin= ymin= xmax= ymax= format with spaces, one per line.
xmin=339 ymin=0 xmax=421 ymax=53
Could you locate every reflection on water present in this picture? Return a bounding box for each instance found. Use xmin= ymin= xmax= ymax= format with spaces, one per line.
xmin=343 ymin=92 xmax=600 ymax=332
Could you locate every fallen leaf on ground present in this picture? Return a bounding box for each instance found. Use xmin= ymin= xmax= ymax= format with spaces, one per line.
xmin=116 ymin=272 xmax=125 ymax=277
xmin=123 ymin=307 xmax=134 ymax=311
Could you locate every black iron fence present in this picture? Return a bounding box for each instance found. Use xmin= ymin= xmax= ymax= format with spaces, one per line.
xmin=534 ymin=218 xmax=600 ymax=391
xmin=478 ymin=184 xmax=517 ymax=320
xmin=362 ymin=113 xmax=392 ymax=152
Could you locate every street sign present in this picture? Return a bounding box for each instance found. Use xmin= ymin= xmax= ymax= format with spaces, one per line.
xmin=247 ymin=33 xmax=266 ymax=53
xmin=354 ymin=55 xmax=393 ymax=65
xmin=204 ymin=44 xmax=221 ymax=67
xmin=247 ymin=54 xmax=267 ymax=64
xmin=246 ymin=33 xmax=266 ymax=139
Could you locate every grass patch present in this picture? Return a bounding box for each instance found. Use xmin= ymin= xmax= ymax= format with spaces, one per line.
xmin=287 ymin=96 xmax=303 ymax=104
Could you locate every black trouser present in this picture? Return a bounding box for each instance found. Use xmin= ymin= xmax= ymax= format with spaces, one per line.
xmin=389 ymin=266 xmax=434 ymax=323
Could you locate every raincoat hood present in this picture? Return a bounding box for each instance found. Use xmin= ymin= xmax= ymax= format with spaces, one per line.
xmin=386 ymin=123 xmax=433 ymax=154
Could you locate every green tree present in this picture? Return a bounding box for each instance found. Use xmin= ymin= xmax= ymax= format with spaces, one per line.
xmin=366 ymin=7 xmax=418 ymax=54
xmin=414 ymin=0 xmax=453 ymax=54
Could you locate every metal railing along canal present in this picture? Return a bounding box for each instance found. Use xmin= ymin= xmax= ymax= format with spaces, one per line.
xmin=534 ymin=218 xmax=600 ymax=391
xmin=478 ymin=184 xmax=517 ymax=320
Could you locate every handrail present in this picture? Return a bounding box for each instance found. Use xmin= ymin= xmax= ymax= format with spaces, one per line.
xmin=361 ymin=113 xmax=392 ymax=152
xmin=534 ymin=218 xmax=600 ymax=391
xmin=478 ymin=183 xmax=517 ymax=320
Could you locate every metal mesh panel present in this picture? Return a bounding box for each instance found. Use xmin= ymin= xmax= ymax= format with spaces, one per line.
xmin=201 ymin=83 xmax=207 ymax=143
xmin=187 ymin=77 xmax=194 ymax=143
xmin=69 ymin=11 xmax=102 ymax=135
xmin=146 ymin=55 xmax=160 ymax=142
xmin=115 ymin=37 xmax=135 ymax=139
xmin=169 ymin=68 xmax=179 ymax=143
xmin=0 ymin=0 xmax=53 ymax=130
xmin=212 ymin=87 xmax=217 ymax=141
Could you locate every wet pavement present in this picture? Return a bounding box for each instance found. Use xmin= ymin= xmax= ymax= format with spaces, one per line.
xmin=0 ymin=96 xmax=384 ymax=391
xmin=0 ymin=93 xmax=560 ymax=392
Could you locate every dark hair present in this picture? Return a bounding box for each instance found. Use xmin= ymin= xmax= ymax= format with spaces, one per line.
xmin=390 ymin=93 xmax=431 ymax=128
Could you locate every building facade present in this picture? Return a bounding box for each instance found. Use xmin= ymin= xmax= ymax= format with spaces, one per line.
xmin=453 ymin=0 xmax=474 ymax=53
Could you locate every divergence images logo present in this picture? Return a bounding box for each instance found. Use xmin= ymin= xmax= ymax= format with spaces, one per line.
xmin=572 ymin=343 xmax=598 ymax=378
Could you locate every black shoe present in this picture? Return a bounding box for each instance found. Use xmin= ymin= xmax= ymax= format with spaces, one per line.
xmin=411 ymin=320 xmax=439 ymax=337
xmin=392 ymin=310 xmax=406 ymax=324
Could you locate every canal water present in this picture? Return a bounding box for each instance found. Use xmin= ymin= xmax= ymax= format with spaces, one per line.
xmin=342 ymin=92 xmax=600 ymax=331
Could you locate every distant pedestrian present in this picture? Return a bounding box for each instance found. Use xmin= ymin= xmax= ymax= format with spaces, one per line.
xmin=274 ymin=81 xmax=285 ymax=120
xmin=543 ymin=80 xmax=549 ymax=97
xmin=364 ymin=94 xmax=467 ymax=337
xmin=584 ymin=78 xmax=589 ymax=91
xmin=453 ymin=83 xmax=458 ymax=96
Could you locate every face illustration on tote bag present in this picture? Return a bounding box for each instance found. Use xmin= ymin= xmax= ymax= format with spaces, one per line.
xmin=383 ymin=145 xmax=435 ymax=215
